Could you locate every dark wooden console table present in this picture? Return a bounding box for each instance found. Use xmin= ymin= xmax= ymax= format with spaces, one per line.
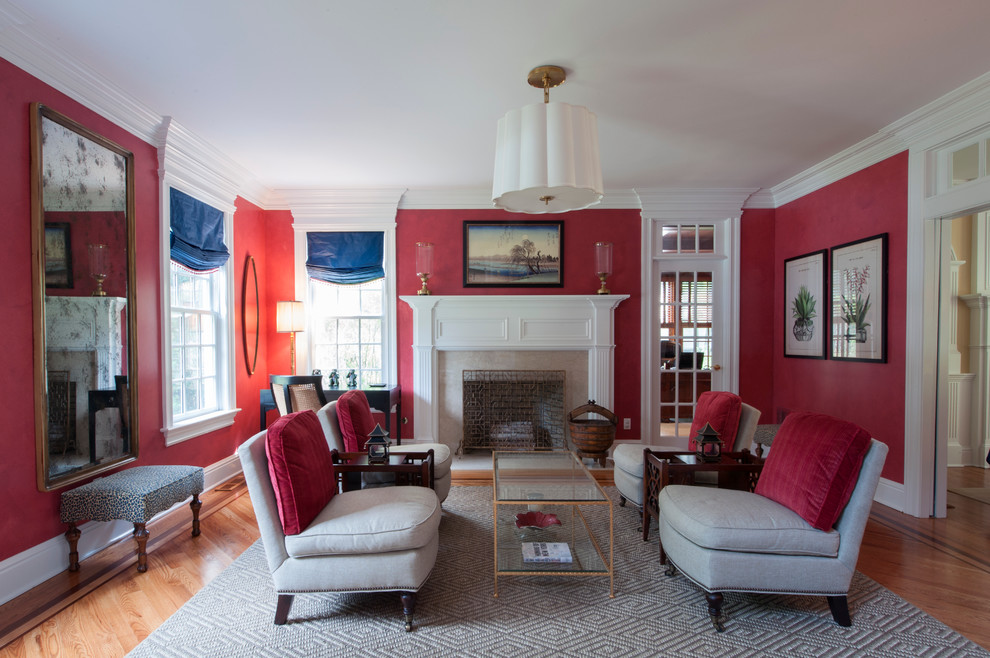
xmin=259 ymin=385 xmax=402 ymax=444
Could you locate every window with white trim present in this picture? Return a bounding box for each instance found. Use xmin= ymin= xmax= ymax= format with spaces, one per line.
xmin=170 ymin=263 xmax=221 ymax=417
xmin=160 ymin=185 xmax=237 ymax=444
xmin=308 ymin=277 xmax=386 ymax=388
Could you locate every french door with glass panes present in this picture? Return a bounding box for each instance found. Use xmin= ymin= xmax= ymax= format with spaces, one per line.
xmin=651 ymin=222 xmax=733 ymax=445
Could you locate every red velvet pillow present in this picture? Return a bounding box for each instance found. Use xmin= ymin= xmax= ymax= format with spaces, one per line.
xmin=265 ymin=410 xmax=336 ymax=535
xmin=689 ymin=391 xmax=742 ymax=451
xmin=755 ymin=411 xmax=871 ymax=531
xmin=336 ymin=390 xmax=376 ymax=452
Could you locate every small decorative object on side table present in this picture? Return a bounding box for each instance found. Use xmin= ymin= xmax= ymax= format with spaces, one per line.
xmin=346 ymin=369 xmax=357 ymax=388
xmin=328 ymin=369 xmax=339 ymax=388
xmin=694 ymin=422 xmax=723 ymax=463
xmin=365 ymin=423 xmax=391 ymax=464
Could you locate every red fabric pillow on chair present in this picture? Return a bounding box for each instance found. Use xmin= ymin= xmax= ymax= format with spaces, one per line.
xmin=689 ymin=391 xmax=742 ymax=451
xmin=265 ymin=410 xmax=336 ymax=535
xmin=755 ymin=411 xmax=871 ymax=531
xmin=336 ymin=389 xmax=376 ymax=452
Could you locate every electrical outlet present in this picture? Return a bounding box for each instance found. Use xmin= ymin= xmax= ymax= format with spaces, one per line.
xmin=623 ymin=418 xmax=631 ymax=430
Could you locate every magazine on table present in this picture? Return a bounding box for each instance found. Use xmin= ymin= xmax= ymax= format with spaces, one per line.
xmin=521 ymin=542 xmax=572 ymax=563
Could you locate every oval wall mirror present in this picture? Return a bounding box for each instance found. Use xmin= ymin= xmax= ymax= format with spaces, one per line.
xmin=31 ymin=103 xmax=139 ymax=491
xmin=243 ymin=255 xmax=259 ymax=375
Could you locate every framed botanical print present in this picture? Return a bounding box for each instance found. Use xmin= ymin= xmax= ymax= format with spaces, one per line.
xmin=463 ymin=221 xmax=563 ymax=287
xmin=830 ymin=233 xmax=887 ymax=362
xmin=784 ymin=249 xmax=827 ymax=358
xmin=44 ymin=222 xmax=73 ymax=288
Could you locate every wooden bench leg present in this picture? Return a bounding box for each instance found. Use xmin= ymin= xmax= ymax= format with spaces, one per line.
xmin=190 ymin=494 xmax=202 ymax=537
xmin=65 ymin=522 xmax=81 ymax=572
xmin=133 ymin=522 xmax=150 ymax=572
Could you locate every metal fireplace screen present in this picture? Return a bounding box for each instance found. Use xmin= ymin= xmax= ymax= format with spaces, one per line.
xmin=461 ymin=370 xmax=565 ymax=452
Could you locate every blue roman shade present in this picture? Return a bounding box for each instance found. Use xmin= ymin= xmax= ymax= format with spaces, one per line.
xmin=306 ymin=232 xmax=384 ymax=285
xmin=170 ymin=187 xmax=229 ymax=271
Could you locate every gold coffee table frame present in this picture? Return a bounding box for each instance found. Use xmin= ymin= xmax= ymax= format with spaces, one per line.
xmin=492 ymin=451 xmax=614 ymax=598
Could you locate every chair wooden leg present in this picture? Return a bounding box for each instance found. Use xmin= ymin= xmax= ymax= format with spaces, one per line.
xmin=274 ymin=594 xmax=294 ymax=625
xmin=400 ymin=591 xmax=416 ymax=632
xmin=618 ymin=495 xmax=627 ymax=507
xmin=189 ymin=494 xmax=202 ymax=537
xmin=641 ymin=506 xmax=650 ymax=541
xmin=706 ymin=592 xmax=725 ymax=632
xmin=827 ymin=595 xmax=852 ymax=626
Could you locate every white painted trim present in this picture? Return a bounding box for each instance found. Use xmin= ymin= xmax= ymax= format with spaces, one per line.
xmin=0 ymin=454 xmax=243 ymax=607
xmin=158 ymin=167 xmax=239 ymax=443
xmin=286 ymin=191 xmax=401 ymax=383
xmin=399 ymin=295 xmax=628 ymax=442
xmin=874 ymin=477 xmax=905 ymax=513
xmin=162 ymin=409 xmax=239 ymax=446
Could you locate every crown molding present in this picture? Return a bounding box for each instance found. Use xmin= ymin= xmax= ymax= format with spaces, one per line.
xmin=0 ymin=4 xmax=269 ymax=207
xmin=772 ymin=72 xmax=990 ymax=208
xmin=741 ymin=189 xmax=776 ymax=209
xmin=279 ymin=188 xmax=406 ymax=223
xmin=635 ymin=188 xmax=757 ymax=220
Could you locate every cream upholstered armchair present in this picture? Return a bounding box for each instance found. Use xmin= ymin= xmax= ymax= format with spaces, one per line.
xmin=657 ymin=412 xmax=887 ymax=632
xmin=612 ymin=392 xmax=760 ymax=527
xmin=237 ymin=410 xmax=441 ymax=631
xmin=317 ymin=391 xmax=452 ymax=503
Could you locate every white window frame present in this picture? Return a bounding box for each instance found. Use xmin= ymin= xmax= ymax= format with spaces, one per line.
xmin=159 ymin=176 xmax=238 ymax=445
xmin=291 ymin=222 xmax=397 ymax=384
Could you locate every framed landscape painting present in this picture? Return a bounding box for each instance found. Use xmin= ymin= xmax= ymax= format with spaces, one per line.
xmin=463 ymin=221 xmax=563 ymax=287
xmin=44 ymin=222 xmax=73 ymax=289
xmin=830 ymin=233 xmax=887 ymax=363
xmin=784 ymin=249 xmax=827 ymax=358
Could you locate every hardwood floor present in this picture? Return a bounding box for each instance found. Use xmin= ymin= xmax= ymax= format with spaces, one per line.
xmin=2 ymin=468 xmax=989 ymax=656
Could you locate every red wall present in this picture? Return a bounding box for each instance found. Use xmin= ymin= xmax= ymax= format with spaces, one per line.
xmin=739 ymin=208 xmax=776 ymax=419
xmin=395 ymin=208 xmax=643 ymax=439
xmin=0 ymin=57 xmax=272 ymax=562
xmin=771 ymin=153 xmax=908 ymax=483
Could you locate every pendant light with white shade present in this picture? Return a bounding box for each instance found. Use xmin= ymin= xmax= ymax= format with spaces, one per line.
xmin=492 ymin=65 xmax=604 ymax=214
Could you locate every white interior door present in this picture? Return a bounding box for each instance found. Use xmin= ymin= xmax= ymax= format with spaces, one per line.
xmin=649 ymin=223 xmax=733 ymax=446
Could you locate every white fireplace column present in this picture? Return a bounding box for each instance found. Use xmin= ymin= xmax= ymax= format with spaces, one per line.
xmin=400 ymin=295 xmax=628 ymax=443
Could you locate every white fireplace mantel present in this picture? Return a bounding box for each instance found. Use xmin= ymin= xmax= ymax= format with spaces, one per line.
xmin=400 ymin=294 xmax=628 ymax=442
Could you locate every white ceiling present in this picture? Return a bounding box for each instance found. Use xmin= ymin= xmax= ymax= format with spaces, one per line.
xmin=8 ymin=0 xmax=990 ymax=197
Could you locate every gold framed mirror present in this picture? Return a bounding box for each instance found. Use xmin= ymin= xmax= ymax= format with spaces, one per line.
xmin=31 ymin=103 xmax=139 ymax=491
xmin=243 ymin=255 xmax=259 ymax=375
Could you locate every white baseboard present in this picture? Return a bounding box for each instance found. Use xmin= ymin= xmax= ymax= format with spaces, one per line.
xmin=0 ymin=455 xmax=243 ymax=607
xmin=874 ymin=476 xmax=905 ymax=513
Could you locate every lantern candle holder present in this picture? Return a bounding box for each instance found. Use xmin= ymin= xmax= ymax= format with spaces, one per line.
xmin=365 ymin=424 xmax=391 ymax=464
xmin=694 ymin=422 xmax=724 ymax=463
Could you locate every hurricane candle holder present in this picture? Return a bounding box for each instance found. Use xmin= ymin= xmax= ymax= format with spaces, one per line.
xmin=88 ymin=243 xmax=108 ymax=297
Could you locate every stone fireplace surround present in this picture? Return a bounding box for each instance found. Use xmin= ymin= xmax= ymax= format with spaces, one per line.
xmin=400 ymin=295 xmax=628 ymax=460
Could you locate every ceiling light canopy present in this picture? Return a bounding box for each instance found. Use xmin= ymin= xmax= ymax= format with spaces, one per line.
xmin=492 ymin=65 xmax=604 ymax=214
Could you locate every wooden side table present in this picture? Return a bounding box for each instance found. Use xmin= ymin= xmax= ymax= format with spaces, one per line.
xmin=641 ymin=450 xmax=763 ymax=541
xmin=329 ymin=449 xmax=434 ymax=493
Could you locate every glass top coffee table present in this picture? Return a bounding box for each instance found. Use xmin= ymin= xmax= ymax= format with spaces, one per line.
xmin=492 ymin=451 xmax=614 ymax=598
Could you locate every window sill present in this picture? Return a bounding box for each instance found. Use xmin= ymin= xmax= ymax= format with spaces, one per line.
xmin=163 ymin=408 xmax=240 ymax=446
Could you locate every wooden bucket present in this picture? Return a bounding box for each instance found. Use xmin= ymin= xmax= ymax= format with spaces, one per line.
xmin=568 ymin=400 xmax=617 ymax=466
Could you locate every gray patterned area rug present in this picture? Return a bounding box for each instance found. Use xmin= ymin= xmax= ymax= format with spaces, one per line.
xmin=128 ymin=485 xmax=988 ymax=657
